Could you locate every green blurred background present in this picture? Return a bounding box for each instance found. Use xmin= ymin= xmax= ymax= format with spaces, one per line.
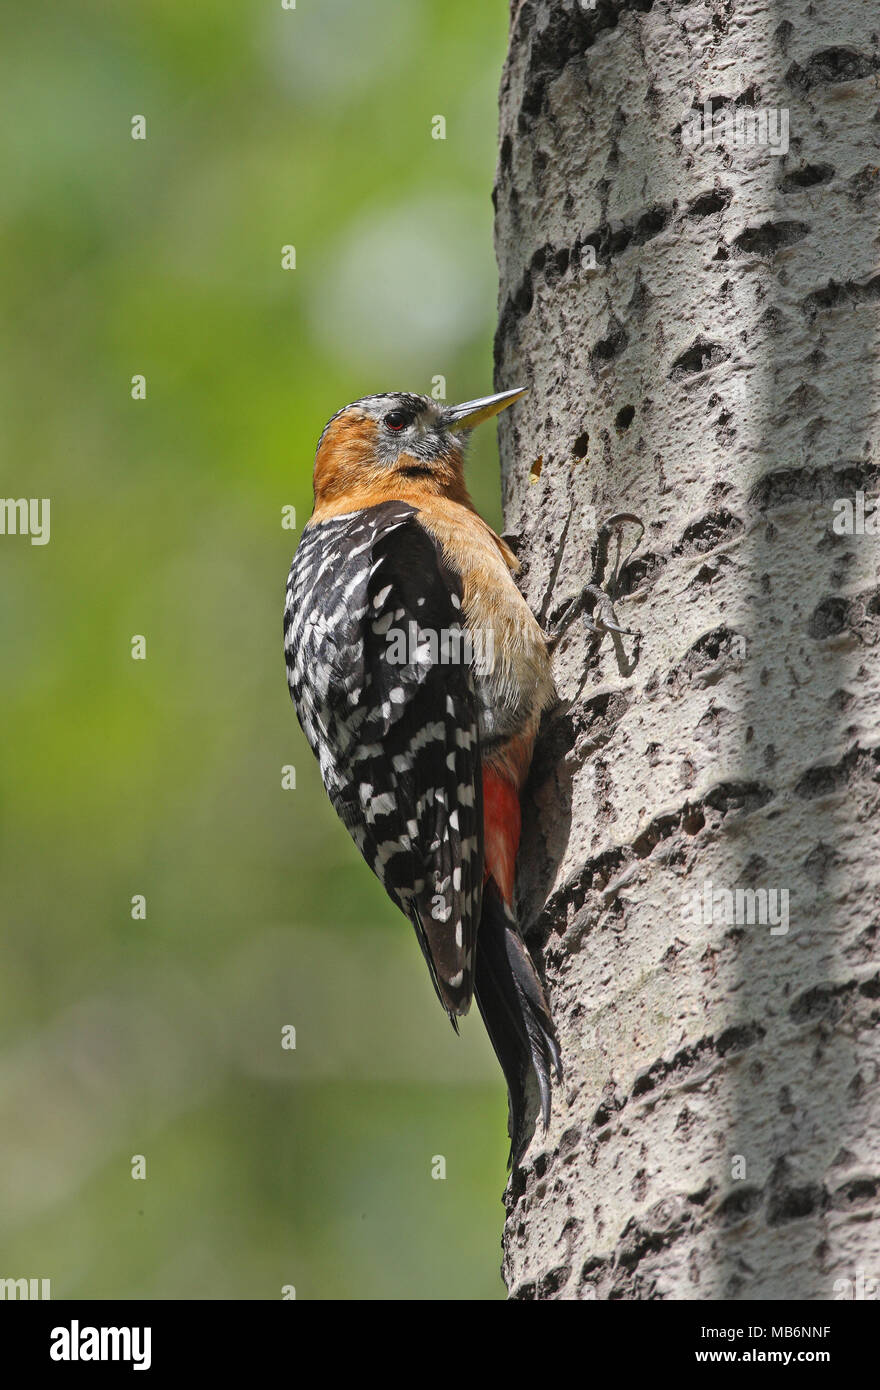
xmin=0 ymin=0 xmax=512 ymax=1298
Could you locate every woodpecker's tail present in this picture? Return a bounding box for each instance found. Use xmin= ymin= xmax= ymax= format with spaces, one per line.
xmin=474 ymin=878 xmax=562 ymax=1167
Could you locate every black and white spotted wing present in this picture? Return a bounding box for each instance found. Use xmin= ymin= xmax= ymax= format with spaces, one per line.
xmin=284 ymin=501 xmax=484 ymax=1018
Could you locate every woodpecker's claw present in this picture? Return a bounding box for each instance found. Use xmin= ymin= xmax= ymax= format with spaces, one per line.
xmin=581 ymin=587 xmax=635 ymax=637
xmin=546 ymin=512 xmax=644 ymax=652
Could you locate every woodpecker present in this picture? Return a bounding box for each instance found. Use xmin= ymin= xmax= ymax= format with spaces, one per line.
xmin=284 ymin=387 xmax=562 ymax=1163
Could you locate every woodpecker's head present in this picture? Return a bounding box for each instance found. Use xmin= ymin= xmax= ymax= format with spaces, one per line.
xmin=311 ymin=387 xmax=526 ymax=513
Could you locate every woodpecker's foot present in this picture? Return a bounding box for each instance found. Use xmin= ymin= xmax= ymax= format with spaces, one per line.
xmin=546 ymin=584 xmax=633 ymax=650
xmin=546 ymin=512 xmax=644 ymax=652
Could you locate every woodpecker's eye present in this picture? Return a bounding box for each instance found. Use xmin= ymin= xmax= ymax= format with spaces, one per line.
xmin=384 ymin=409 xmax=411 ymax=431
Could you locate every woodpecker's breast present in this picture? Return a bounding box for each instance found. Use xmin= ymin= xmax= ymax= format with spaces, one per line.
xmin=415 ymin=499 xmax=556 ymax=766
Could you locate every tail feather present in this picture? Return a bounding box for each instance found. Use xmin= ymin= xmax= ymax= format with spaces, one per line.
xmin=474 ymin=879 xmax=562 ymax=1166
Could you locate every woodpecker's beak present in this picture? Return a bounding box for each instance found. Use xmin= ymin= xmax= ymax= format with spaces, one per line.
xmin=443 ymin=387 xmax=527 ymax=433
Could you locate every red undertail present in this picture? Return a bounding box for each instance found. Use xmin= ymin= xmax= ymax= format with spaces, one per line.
xmin=476 ymin=763 xmax=561 ymax=1166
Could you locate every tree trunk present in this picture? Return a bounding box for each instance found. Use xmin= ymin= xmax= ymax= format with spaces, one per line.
xmin=494 ymin=0 xmax=880 ymax=1300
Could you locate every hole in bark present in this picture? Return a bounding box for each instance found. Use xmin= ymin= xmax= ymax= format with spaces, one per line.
xmin=670 ymin=338 xmax=730 ymax=379
xmin=703 ymin=781 xmax=773 ymax=816
xmin=632 ymin=205 xmax=668 ymax=243
xmin=674 ymin=508 xmax=743 ymax=555
xmin=717 ymin=1186 xmax=763 ymax=1224
xmin=786 ymin=47 xmax=880 ymax=91
xmin=807 ymin=596 xmax=848 ymax=638
xmin=794 ymin=744 xmax=880 ymax=800
xmin=750 ymin=459 xmax=880 ymax=510
xmin=716 ymin=1021 xmax=766 ymax=1055
xmin=831 ymin=1177 xmax=880 ymax=1209
xmin=778 ymin=162 xmax=834 ymax=193
xmin=767 ymin=1182 xmax=824 ymax=1226
xmin=688 ymin=187 xmax=732 ymax=217
xmin=789 ymin=982 xmax=846 ymax=1022
xmin=591 ymin=317 xmax=628 ymax=367
xmin=801 ymin=273 xmax=880 ymax=320
xmin=664 ymin=625 xmax=746 ymax=692
xmin=731 ymin=220 xmax=809 ymax=257
xmin=536 ymin=1266 xmax=570 ymax=1298
xmin=509 ymin=1280 xmax=536 ymax=1301
xmin=631 ymin=1068 xmax=656 ymax=1097
xmin=615 ymin=404 xmax=635 ymax=431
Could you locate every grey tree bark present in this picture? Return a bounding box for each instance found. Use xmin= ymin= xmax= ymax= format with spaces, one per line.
xmin=493 ymin=0 xmax=880 ymax=1300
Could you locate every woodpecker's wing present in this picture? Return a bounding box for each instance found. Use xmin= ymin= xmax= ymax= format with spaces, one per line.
xmin=284 ymin=501 xmax=484 ymax=1018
